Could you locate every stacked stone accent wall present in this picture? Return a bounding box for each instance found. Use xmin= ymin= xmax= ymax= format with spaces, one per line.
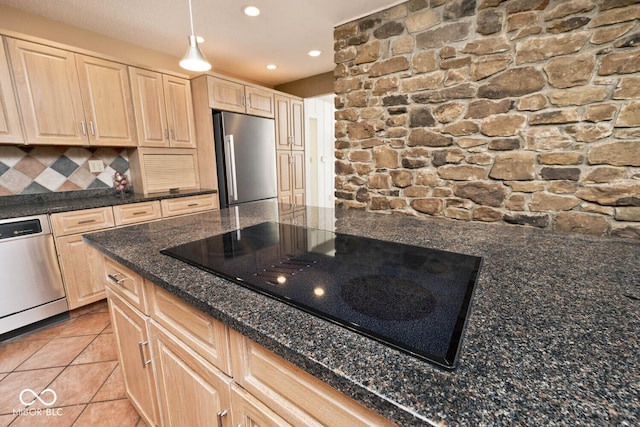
xmin=333 ymin=0 xmax=640 ymax=239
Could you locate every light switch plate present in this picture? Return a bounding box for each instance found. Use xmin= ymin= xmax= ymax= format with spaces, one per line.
xmin=88 ymin=160 xmax=105 ymax=173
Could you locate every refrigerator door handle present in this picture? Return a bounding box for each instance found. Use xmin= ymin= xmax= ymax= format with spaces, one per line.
xmin=224 ymin=135 xmax=239 ymax=201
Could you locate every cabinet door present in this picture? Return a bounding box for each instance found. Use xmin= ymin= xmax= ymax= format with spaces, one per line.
xmin=245 ymin=86 xmax=274 ymax=118
xmin=207 ymin=76 xmax=245 ymax=114
xmin=0 ymin=38 xmax=24 ymax=144
xmin=129 ymin=67 xmax=169 ymax=148
xmin=163 ymin=75 xmax=196 ymax=148
xmin=150 ymin=321 xmax=232 ymax=427
xmin=56 ymin=234 xmax=106 ymax=310
xmin=274 ymin=95 xmax=291 ymax=150
xmin=75 ymin=55 xmax=137 ymax=147
xmin=276 ymin=151 xmax=293 ymax=204
xmin=107 ymin=289 xmax=159 ymax=427
xmin=7 ymin=38 xmax=87 ymax=145
xmin=230 ymin=330 xmax=395 ymax=427
xmin=290 ymin=98 xmax=304 ymax=150
xmin=231 ymin=384 xmax=292 ymax=427
xmin=291 ymin=151 xmax=305 ymax=206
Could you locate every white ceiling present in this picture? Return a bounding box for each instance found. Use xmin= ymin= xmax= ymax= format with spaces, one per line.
xmin=0 ymin=0 xmax=405 ymax=87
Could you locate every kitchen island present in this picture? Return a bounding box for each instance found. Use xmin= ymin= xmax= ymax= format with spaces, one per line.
xmin=84 ymin=200 xmax=640 ymax=426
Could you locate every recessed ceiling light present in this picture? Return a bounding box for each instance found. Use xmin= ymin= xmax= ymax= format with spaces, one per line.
xmin=243 ymin=6 xmax=260 ymax=17
xmin=266 ymin=64 xmax=277 ymax=70
xmin=308 ymin=50 xmax=322 ymax=57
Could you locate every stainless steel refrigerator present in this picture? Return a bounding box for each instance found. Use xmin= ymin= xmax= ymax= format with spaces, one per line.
xmin=213 ymin=111 xmax=278 ymax=208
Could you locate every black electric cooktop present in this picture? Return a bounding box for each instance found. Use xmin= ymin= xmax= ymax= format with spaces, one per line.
xmin=161 ymin=222 xmax=482 ymax=369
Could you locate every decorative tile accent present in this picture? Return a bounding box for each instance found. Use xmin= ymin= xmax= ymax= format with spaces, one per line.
xmin=63 ymin=147 xmax=92 ymax=165
xmin=27 ymin=146 xmax=64 ymax=167
xmin=0 ymin=146 xmax=130 ymax=196
xmin=68 ymin=167 xmax=96 ymax=189
xmin=50 ymin=156 xmax=79 ymax=178
xmin=13 ymin=156 xmax=46 ymax=179
xmin=0 ymin=169 xmax=31 ymax=194
xmin=0 ymin=147 xmax=26 ymax=167
xmin=21 ymin=182 xmax=50 ymax=195
xmin=34 ymin=168 xmax=67 ymax=191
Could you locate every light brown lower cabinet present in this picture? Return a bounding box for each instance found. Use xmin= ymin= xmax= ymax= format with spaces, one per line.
xmin=53 ymin=197 xmax=216 ymax=310
xmin=56 ymin=234 xmax=106 ymax=309
xmin=276 ymin=151 xmax=305 ymax=206
xmin=106 ymin=288 xmax=160 ymax=427
xmin=52 ymin=207 xmax=115 ymax=310
xmin=103 ymin=256 xmax=396 ymax=427
xmin=150 ymin=321 xmax=232 ymax=427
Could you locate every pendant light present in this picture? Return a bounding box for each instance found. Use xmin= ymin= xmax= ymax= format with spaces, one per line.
xmin=179 ymin=0 xmax=211 ymax=72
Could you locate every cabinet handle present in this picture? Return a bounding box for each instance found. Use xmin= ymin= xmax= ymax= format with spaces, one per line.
xmin=77 ymin=219 xmax=96 ymax=225
xmin=138 ymin=341 xmax=151 ymax=368
xmin=89 ymin=121 xmax=95 ymax=136
xmin=80 ymin=121 xmax=87 ymax=136
xmin=171 ymin=129 xmax=176 ymax=140
xmin=131 ymin=211 xmax=147 ymax=216
xmin=107 ymin=273 xmax=126 ymax=285
xmin=216 ymin=410 xmax=228 ymax=427
xmin=187 ymin=203 xmax=198 ymax=207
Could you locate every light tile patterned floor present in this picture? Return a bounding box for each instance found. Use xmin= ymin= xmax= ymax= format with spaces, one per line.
xmin=0 ymin=301 xmax=144 ymax=427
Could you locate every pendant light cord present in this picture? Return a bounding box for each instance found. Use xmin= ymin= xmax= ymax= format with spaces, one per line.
xmin=188 ymin=0 xmax=195 ymax=36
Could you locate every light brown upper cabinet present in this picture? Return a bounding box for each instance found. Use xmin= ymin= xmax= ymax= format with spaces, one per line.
xmin=275 ymin=95 xmax=303 ymax=151
xmin=0 ymin=37 xmax=24 ymax=144
xmin=207 ymin=76 xmax=274 ymax=118
xmin=129 ymin=67 xmax=196 ymax=148
xmin=7 ymin=38 xmax=137 ymax=146
xmin=275 ymin=94 xmax=305 ymax=206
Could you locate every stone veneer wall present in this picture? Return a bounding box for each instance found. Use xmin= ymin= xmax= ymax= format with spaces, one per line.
xmin=333 ymin=0 xmax=640 ymax=240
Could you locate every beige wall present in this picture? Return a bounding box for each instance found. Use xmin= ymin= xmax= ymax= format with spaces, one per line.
xmin=275 ymin=72 xmax=334 ymax=98
xmin=0 ymin=5 xmax=186 ymax=75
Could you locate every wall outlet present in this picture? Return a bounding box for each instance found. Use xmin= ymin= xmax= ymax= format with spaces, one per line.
xmin=88 ymin=160 xmax=105 ymax=173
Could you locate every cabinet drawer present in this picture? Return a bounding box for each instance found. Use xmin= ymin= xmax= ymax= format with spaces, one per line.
xmin=113 ymin=201 xmax=162 ymax=226
xmin=51 ymin=207 xmax=115 ymax=236
xmin=160 ymin=194 xmax=217 ymax=217
xmin=104 ymin=256 xmax=147 ymax=313
xmin=229 ymin=330 xmax=396 ymax=427
xmin=147 ymin=282 xmax=231 ymax=375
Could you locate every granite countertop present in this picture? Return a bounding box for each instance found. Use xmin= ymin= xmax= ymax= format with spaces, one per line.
xmin=0 ymin=188 xmax=217 ymax=220
xmin=83 ymin=200 xmax=640 ymax=426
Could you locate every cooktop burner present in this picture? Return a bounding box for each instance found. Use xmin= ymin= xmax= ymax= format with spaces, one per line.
xmin=161 ymin=222 xmax=482 ymax=369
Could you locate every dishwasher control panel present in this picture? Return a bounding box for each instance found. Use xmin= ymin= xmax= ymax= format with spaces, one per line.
xmin=0 ymin=218 xmax=43 ymax=240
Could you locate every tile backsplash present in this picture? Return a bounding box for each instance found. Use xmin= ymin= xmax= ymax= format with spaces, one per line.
xmin=0 ymin=146 xmax=130 ymax=196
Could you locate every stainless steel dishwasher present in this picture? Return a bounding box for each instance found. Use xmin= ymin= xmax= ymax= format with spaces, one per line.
xmin=0 ymin=214 xmax=68 ymax=338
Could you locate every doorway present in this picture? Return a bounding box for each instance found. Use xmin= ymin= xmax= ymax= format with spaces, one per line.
xmin=304 ymin=95 xmax=335 ymax=208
